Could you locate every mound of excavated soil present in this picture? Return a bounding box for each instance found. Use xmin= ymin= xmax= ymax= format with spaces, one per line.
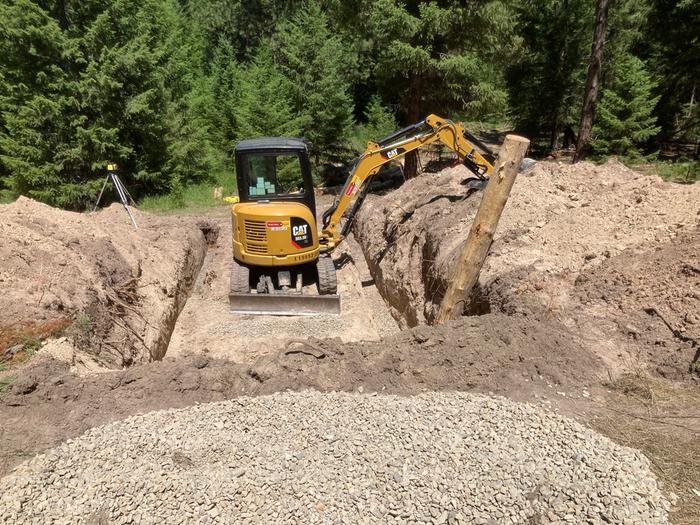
xmin=0 ymin=198 xmax=208 ymax=368
xmin=355 ymin=159 xmax=699 ymax=327
xmin=354 ymin=160 xmax=700 ymax=379
xmin=572 ymin=228 xmax=699 ymax=379
xmin=0 ymin=309 xmax=603 ymax=478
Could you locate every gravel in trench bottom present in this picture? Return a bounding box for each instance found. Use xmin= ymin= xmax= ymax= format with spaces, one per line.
xmin=0 ymin=392 xmax=669 ymax=524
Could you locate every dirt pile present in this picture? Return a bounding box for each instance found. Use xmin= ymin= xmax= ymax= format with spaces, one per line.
xmin=354 ymin=159 xmax=699 ymax=327
xmin=0 ymin=198 xmax=208 ymax=368
xmin=572 ymin=228 xmax=699 ymax=379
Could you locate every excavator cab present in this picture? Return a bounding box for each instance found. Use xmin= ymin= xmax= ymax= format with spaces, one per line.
xmin=234 ymin=138 xmax=316 ymax=218
xmin=229 ymin=138 xmax=340 ymax=315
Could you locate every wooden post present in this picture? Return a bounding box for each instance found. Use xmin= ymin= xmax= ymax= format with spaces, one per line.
xmin=435 ymin=134 xmax=530 ymax=324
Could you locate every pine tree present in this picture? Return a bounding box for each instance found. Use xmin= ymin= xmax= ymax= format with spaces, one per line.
xmin=643 ymin=0 xmax=700 ymax=142
xmin=365 ymin=0 xmax=521 ymax=178
xmin=274 ymin=0 xmax=356 ymax=171
xmin=507 ymin=0 xmax=594 ymax=149
xmin=0 ymin=0 xmax=73 ymax=202
xmin=184 ymin=0 xmax=302 ymax=63
xmin=353 ymin=96 xmax=398 ymax=152
xmin=162 ymin=1 xmax=217 ymax=183
xmin=0 ymin=0 xmax=215 ymax=209
xmin=591 ymin=54 xmax=660 ymax=156
xmin=232 ymin=47 xmax=305 ymax=140
xmin=208 ymin=39 xmax=242 ymax=158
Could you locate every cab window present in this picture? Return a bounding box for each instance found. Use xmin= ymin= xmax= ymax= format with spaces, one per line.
xmin=245 ymin=153 xmax=304 ymax=197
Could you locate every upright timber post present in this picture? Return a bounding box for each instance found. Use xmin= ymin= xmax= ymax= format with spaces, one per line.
xmin=435 ymin=134 xmax=530 ymax=324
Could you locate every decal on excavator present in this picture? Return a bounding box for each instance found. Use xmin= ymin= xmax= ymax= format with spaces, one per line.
xmin=267 ymin=221 xmax=288 ymax=231
xmin=382 ymin=147 xmax=405 ymax=159
xmin=290 ymin=217 xmax=312 ymax=249
xmin=345 ymin=175 xmax=360 ymax=196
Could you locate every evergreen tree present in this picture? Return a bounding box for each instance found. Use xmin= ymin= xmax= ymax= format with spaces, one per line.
xmin=0 ymin=0 xmax=213 ymax=209
xmin=184 ymin=0 xmax=302 ymax=63
xmin=363 ymin=96 xmax=398 ymax=143
xmin=208 ymin=39 xmax=242 ymax=158
xmin=366 ymin=0 xmax=520 ymax=177
xmin=604 ymin=0 xmax=651 ymax=64
xmin=643 ymin=0 xmax=700 ymax=142
xmin=591 ymin=54 xmax=660 ymax=156
xmin=274 ymin=1 xmax=356 ymax=170
xmin=232 ymin=47 xmax=305 ymax=140
xmin=507 ymin=0 xmax=594 ymax=149
xmin=0 ymin=0 xmax=72 ymax=201
xmin=162 ymin=4 xmax=218 ymax=182
xmin=353 ymin=96 xmax=398 ymax=152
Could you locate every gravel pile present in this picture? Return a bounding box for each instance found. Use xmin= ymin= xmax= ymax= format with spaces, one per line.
xmin=0 ymin=392 xmax=669 ymax=524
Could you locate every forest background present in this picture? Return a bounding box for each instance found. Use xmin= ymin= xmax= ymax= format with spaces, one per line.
xmin=0 ymin=0 xmax=697 ymax=210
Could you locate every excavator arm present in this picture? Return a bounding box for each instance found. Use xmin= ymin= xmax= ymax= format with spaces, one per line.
xmin=319 ymin=114 xmax=496 ymax=250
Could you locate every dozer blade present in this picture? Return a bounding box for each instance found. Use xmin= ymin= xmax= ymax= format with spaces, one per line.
xmin=229 ymin=293 xmax=341 ymax=316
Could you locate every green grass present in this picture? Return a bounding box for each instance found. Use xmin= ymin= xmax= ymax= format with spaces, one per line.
xmin=0 ymin=376 xmax=12 ymax=393
xmin=652 ymin=160 xmax=698 ymax=183
xmin=23 ymin=336 xmax=41 ymax=358
xmin=0 ymin=189 xmax=18 ymax=204
xmin=139 ymin=171 xmax=237 ymax=213
xmin=75 ymin=312 xmax=91 ymax=332
xmin=618 ymin=157 xmax=699 ymax=184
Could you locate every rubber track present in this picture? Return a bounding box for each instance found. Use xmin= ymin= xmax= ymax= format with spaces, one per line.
xmin=316 ymin=255 xmax=337 ymax=295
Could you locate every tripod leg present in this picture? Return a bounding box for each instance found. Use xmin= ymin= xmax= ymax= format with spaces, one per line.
xmin=121 ymin=183 xmax=137 ymax=206
xmin=93 ymin=174 xmax=111 ymax=212
xmin=112 ymin=174 xmax=138 ymax=229
xmin=114 ymin=172 xmax=137 ymax=206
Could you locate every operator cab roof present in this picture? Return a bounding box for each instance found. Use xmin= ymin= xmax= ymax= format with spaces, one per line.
xmin=235 ymin=137 xmax=309 ymax=153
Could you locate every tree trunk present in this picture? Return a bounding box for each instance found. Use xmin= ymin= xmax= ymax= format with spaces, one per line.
xmin=573 ymin=0 xmax=611 ymax=163
xmin=687 ymin=83 xmax=696 ymax=119
xmin=550 ymin=117 xmax=561 ymax=151
xmin=403 ymin=151 xmax=418 ymax=180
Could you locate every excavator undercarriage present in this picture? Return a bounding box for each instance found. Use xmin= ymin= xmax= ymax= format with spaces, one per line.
xmin=228 ymin=256 xmax=340 ymax=315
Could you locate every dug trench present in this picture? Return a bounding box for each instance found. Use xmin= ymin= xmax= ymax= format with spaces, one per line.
xmin=1 ymin=160 xmax=699 ymax=521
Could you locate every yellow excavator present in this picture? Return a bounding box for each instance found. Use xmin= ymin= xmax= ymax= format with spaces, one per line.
xmin=229 ymin=114 xmax=500 ymax=315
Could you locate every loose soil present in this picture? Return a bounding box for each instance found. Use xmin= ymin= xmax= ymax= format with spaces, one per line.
xmin=1 ymin=160 xmax=698 ymax=523
xmin=0 ymin=313 xmax=601 ymax=478
xmin=0 ymin=198 xmax=207 ymax=368
xmin=166 ymin=195 xmax=398 ymax=364
xmin=354 ymin=159 xmax=699 ymax=328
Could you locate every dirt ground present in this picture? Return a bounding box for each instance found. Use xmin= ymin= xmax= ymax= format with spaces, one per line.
xmin=0 ymin=198 xmax=207 ymax=368
xmin=1 ymin=160 xmax=698 ymax=523
xmin=166 ymin=195 xmax=398 ymax=363
xmin=354 ymin=159 xmax=699 ymax=328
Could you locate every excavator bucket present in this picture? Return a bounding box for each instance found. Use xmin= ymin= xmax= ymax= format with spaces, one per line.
xmin=228 ymin=292 xmax=341 ymax=316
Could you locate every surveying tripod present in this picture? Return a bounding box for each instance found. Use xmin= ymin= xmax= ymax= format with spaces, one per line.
xmin=93 ymin=163 xmax=138 ymax=229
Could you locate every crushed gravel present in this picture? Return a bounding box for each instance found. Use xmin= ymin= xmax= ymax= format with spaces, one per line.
xmin=208 ymin=314 xmax=349 ymax=338
xmin=0 ymin=392 xmax=669 ymax=524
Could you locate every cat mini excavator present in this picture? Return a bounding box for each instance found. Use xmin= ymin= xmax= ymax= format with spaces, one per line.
xmin=228 ymin=114 xmax=505 ymax=316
